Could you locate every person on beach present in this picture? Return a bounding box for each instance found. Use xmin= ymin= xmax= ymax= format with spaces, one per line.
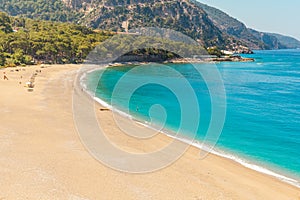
xmin=3 ymin=72 xmax=8 ymax=80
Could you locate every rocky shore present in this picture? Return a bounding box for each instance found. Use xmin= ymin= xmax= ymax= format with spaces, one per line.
xmin=168 ymin=55 xmax=254 ymax=64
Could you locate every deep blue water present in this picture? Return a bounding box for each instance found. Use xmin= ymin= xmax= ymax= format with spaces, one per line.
xmin=86 ymin=49 xmax=300 ymax=182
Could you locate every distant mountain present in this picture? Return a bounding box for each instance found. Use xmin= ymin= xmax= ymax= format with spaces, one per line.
xmin=248 ymin=29 xmax=285 ymax=50
xmin=192 ymin=1 xmax=266 ymax=50
xmin=194 ymin=1 xmax=300 ymax=50
xmin=267 ymin=33 xmax=300 ymax=49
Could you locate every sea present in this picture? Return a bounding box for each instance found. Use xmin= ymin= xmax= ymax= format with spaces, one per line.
xmin=85 ymin=49 xmax=300 ymax=187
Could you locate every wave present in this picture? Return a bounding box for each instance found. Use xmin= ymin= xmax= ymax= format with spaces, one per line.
xmin=204 ymin=146 xmax=300 ymax=188
xmin=80 ymin=67 xmax=300 ymax=189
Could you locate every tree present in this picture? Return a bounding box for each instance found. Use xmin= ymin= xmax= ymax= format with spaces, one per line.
xmin=12 ymin=48 xmax=25 ymax=65
xmin=207 ymin=47 xmax=224 ymax=57
xmin=0 ymin=47 xmax=5 ymax=66
xmin=0 ymin=12 xmax=13 ymax=33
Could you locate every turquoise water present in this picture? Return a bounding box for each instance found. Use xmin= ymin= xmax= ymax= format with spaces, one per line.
xmin=86 ymin=49 xmax=300 ymax=182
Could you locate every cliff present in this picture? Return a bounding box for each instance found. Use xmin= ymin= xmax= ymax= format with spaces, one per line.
xmin=194 ymin=1 xmax=300 ymax=50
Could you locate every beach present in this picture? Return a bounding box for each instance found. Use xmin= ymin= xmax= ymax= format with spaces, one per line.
xmin=0 ymin=64 xmax=299 ymax=199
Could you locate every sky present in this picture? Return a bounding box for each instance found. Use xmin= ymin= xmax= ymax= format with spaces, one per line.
xmin=198 ymin=0 xmax=300 ymax=40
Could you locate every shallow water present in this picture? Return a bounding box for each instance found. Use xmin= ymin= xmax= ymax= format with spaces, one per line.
xmin=86 ymin=49 xmax=300 ymax=185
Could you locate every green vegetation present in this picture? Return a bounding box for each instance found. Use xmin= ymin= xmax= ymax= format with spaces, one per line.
xmin=207 ymin=47 xmax=223 ymax=58
xmin=0 ymin=12 xmax=209 ymax=67
xmin=83 ymin=0 xmax=229 ymax=49
xmin=0 ymin=12 xmax=111 ymax=67
xmin=0 ymin=0 xmax=237 ymax=49
xmin=89 ymin=34 xmax=208 ymax=62
xmin=1 ymin=0 xmax=300 ymax=51
xmin=0 ymin=12 xmax=13 ymax=33
xmin=0 ymin=0 xmax=81 ymax=22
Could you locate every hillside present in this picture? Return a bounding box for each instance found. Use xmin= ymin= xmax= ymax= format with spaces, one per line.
xmin=248 ymin=29 xmax=285 ymax=50
xmin=0 ymin=0 xmax=253 ymax=52
xmin=194 ymin=1 xmax=300 ymax=50
xmin=0 ymin=12 xmax=215 ymax=67
xmin=0 ymin=0 xmax=82 ymax=22
xmin=192 ymin=1 xmax=266 ymax=50
xmin=1 ymin=0 xmax=298 ymax=51
xmin=0 ymin=12 xmax=111 ymax=67
xmin=69 ymin=0 xmax=240 ymax=49
xmin=267 ymin=33 xmax=300 ymax=49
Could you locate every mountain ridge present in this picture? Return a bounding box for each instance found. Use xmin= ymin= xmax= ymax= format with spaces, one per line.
xmin=63 ymin=0 xmax=241 ymax=49
xmin=195 ymin=1 xmax=300 ymax=50
xmin=1 ymin=0 xmax=299 ymax=52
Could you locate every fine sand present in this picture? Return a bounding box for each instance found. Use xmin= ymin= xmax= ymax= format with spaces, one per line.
xmin=0 ymin=64 xmax=299 ymax=199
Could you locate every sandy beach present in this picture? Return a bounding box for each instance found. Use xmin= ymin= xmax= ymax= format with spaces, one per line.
xmin=0 ymin=64 xmax=299 ymax=199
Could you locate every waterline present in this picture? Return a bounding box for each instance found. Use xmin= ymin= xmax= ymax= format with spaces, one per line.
xmin=81 ymin=64 xmax=300 ymax=188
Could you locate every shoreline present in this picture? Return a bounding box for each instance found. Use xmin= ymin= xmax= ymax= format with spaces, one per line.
xmin=81 ymin=64 xmax=300 ymax=188
xmin=0 ymin=64 xmax=299 ymax=199
xmin=105 ymin=56 xmax=254 ymax=67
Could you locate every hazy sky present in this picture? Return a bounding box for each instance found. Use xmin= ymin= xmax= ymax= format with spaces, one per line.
xmin=198 ymin=0 xmax=300 ymax=40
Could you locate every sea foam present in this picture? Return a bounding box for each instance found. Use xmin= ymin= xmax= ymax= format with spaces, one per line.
xmin=79 ymin=65 xmax=300 ymax=189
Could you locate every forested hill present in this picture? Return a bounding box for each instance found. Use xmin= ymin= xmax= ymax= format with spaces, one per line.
xmin=0 ymin=12 xmax=111 ymax=67
xmin=0 ymin=0 xmax=81 ymax=22
xmin=0 ymin=12 xmax=212 ymax=67
xmin=1 ymin=0 xmax=299 ymax=52
xmin=0 ymin=0 xmax=253 ymax=52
